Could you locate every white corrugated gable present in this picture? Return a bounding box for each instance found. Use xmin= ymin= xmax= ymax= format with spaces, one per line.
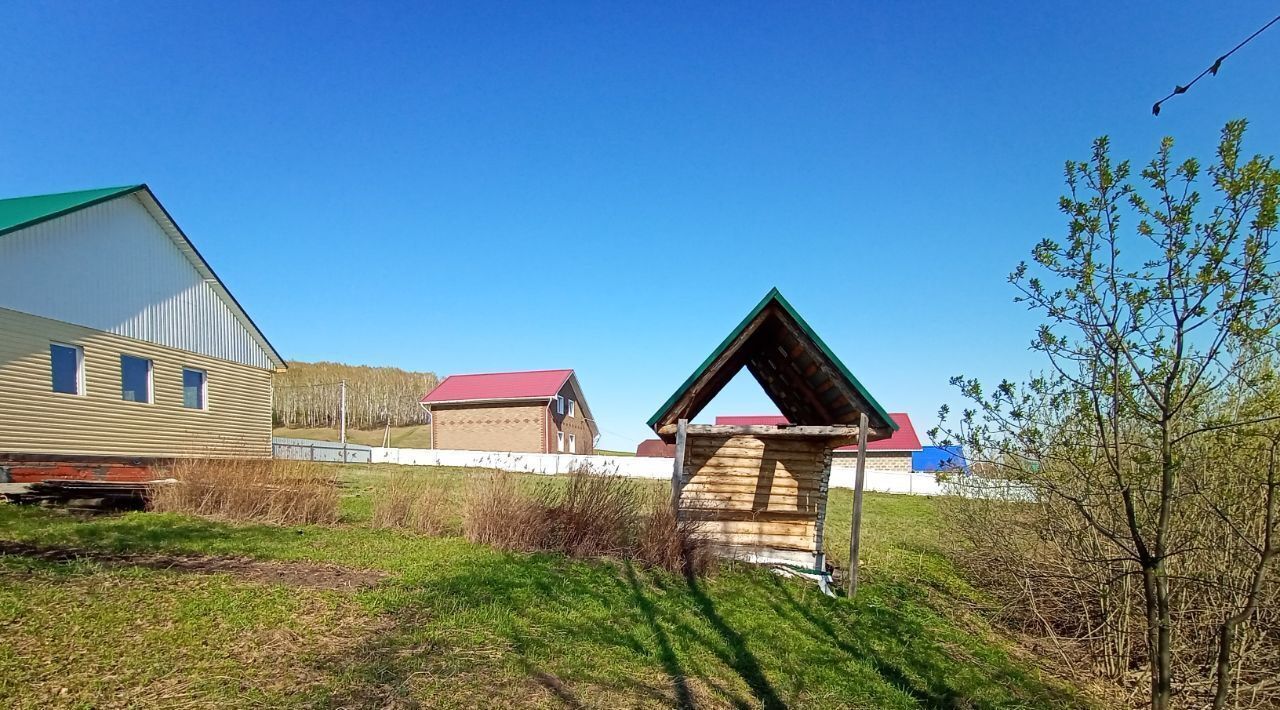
xmin=0 ymin=194 xmax=277 ymax=370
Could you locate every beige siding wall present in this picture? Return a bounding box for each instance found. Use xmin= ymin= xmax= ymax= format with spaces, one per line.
xmin=546 ymin=382 xmax=595 ymax=455
xmin=832 ymin=450 xmax=913 ymax=472
xmin=0 ymin=307 xmax=273 ymax=459
xmin=431 ymin=402 xmax=545 ymax=453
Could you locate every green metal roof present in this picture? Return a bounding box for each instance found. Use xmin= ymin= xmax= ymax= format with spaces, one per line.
xmin=646 ymin=287 xmax=897 ymax=433
xmin=0 ymin=183 xmax=288 ymax=370
xmin=0 ymin=185 xmax=144 ymax=238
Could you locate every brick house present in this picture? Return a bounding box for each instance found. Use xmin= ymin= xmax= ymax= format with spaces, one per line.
xmin=715 ymin=412 xmax=922 ymax=471
xmin=420 ymin=369 xmax=598 ymax=454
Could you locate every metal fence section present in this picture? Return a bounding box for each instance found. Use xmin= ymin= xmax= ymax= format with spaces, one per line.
xmin=272 ymin=437 xmax=372 ymax=464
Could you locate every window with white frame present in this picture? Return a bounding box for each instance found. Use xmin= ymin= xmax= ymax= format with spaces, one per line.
xmin=568 ymin=434 xmax=576 ymax=453
xmin=557 ymin=431 xmax=565 ymax=452
xmin=49 ymin=343 xmax=84 ymax=395
xmin=120 ymin=354 xmax=152 ymax=403
xmin=567 ymin=399 xmax=576 ymax=418
xmin=556 ymin=395 xmax=565 ymax=415
xmin=182 ymin=368 xmax=207 ymax=409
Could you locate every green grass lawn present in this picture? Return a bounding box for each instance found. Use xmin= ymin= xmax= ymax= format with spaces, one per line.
xmin=0 ymin=465 xmax=1086 ymax=709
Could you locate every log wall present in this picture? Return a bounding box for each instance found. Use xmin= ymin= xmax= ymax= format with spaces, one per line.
xmin=677 ymin=432 xmax=832 ymax=567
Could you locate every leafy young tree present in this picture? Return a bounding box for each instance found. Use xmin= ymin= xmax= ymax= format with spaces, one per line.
xmin=937 ymin=121 xmax=1279 ymax=709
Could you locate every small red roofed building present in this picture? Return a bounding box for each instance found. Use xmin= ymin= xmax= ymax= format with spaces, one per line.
xmin=714 ymin=412 xmax=922 ymax=471
xmin=635 ymin=439 xmax=676 ymax=457
xmin=421 ymin=369 xmax=598 ymax=454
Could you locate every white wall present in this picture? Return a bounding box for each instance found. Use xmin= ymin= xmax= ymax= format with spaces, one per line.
xmin=368 ymin=446 xmax=1029 ymax=498
xmin=371 ymin=447 xmax=675 ymax=479
xmin=0 ymin=195 xmax=274 ymax=370
xmin=829 ymin=467 xmax=946 ymax=495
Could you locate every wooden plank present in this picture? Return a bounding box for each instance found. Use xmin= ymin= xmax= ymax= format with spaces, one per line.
xmin=682 ymin=496 xmax=819 ymax=511
xmin=685 ymin=466 xmax=825 ymax=480
xmin=689 ymin=433 xmax=830 ymax=448
xmin=680 ymin=503 xmax=819 ymax=518
xmin=702 ymin=532 xmax=817 ymax=550
xmin=684 ymin=463 xmax=824 ymax=480
xmin=685 ymin=447 xmax=825 ymax=463
xmin=681 ymin=490 xmax=822 ymax=504
xmin=684 ymin=459 xmax=823 ymax=475
xmin=686 ymin=449 xmax=826 ymax=464
xmin=681 ymin=482 xmax=825 ymax=497
xmin=684 ymin=474 xmax=819 ymax=488
xmin=682 ymin=486 xmax=819 ymax=498
xmin=685 ymin=518 xmax=817 ymax=535
xmin=680 ymin=508 xmax=819 ymax=523
xmin=683 ymin=469 xmax=825 ymax=483
xmin=681 ymin=493 xmax=820 ymax=508
xmin=687 ymin=438 xmax=830 ymax=455
xmin=684 ymin=424 xmax=861 ymax=438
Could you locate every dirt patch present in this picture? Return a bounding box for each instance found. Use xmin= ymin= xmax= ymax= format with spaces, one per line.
xmin=0 ymin=540 xmax=388 ymax=591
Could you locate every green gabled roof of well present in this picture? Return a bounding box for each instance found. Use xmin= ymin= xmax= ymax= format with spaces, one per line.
xmin=646 ymin=286 xmax=897 ymax=432
xmin=0 ymin=185 xmax=144 ymax=238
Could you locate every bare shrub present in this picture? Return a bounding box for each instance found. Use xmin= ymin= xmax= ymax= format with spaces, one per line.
xmin=635 ymin=493 xmax=715 ymax=577
xmin=370 ymin=471 xmax=449 ymax=534
xmin=539 ymin=467 xmax=639 ymax=558
xmin=461 ymin=470 xmax=547 ymax=551
xmin=150 ymin=458 xmax=339 ymax=525
xmin=460 ymin=466 xmax=715 ymax=576
xmin=935 ymin=123 xmax=1280 ymax=708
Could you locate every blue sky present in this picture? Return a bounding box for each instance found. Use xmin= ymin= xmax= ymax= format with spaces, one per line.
xmin=2 ymin=2 xmax=1278 ymax=450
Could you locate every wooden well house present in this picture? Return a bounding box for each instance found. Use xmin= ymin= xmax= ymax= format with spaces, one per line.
xmin=648 ymin=288 xmax=897 ymax=570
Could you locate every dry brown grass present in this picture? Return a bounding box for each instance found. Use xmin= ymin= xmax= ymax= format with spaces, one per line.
xmin=540 ymin=467 xmax=640 ymax=558
xmin=370 ymin=471 xmax=450 ymax=534
xmin=149 ymin=458 xmax=340 ymax=525
xmin=461 ymin=470 xmax=547 ymax=552
xmin=634 ymin=493 xmax=715 ymax=577
xmin=461 ymin=467 xmax=713 ymax=575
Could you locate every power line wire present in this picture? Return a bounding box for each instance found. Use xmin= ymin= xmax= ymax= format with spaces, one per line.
xmin=1152 ymin=14 xmax=1279 ymax=116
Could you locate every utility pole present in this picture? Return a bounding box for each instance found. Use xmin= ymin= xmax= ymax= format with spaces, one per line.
xmin=339 ymin=379 xmax=347 ymax=463
xmin=847 ymin=412 xmax=869 ymax=597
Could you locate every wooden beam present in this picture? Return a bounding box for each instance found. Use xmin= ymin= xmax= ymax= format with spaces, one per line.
xmin=671 ymin=418 xmax=687 ymax=512
xmin=684 ymin=424 xmax=862 ymax=438
xmin=848 ymin=412 xmax=869 ymax=597
xmin=655 ymin=311 xmax=771 ymax=434
xmin=772 ymin=313 xmax=893 ymax=438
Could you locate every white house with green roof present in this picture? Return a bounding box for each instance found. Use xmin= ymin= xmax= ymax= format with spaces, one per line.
xmin=0 ymin=185 xmax=285 ymax=477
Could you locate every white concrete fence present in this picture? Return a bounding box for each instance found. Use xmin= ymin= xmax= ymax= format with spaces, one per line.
xmin=367 ymin=446 xmax=1028 ymax=498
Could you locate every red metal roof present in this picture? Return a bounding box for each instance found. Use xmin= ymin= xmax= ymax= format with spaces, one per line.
xmin=715 ymin=415 xmax=789 ymax=426
xmin=714 ymin=412 xmax=923 ymax=451
xmin=421 ymin=369 xmax=574 ymax=403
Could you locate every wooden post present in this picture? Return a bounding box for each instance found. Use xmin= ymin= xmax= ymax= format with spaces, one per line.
xmin=671 ymin=418 xmax=688 ymax=512
xmin=847 ymin=412 xmax=869 ymax=597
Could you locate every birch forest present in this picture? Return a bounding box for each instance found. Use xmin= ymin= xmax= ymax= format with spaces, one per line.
xmin=272 ymin=361 xmax=439 ymax=430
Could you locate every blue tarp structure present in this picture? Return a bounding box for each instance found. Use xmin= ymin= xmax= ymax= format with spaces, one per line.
xmin=912 ymin=445 xmax=968 ymax=473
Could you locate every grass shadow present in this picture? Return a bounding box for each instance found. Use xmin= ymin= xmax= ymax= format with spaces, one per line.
xmin=624 ymin=561 xmax=696 ymax=709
